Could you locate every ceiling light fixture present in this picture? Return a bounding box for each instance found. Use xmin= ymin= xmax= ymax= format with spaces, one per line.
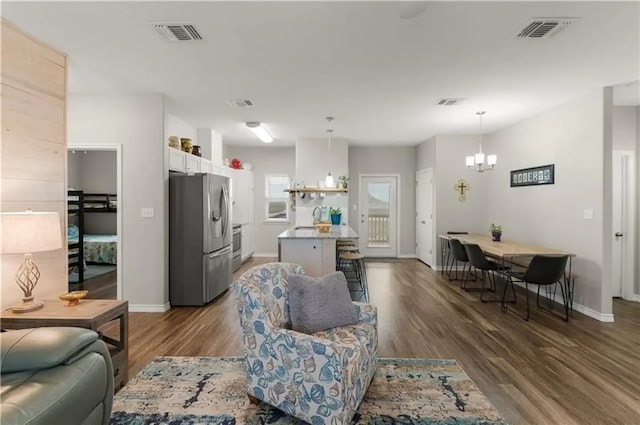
xmin=245 ymin=122 xmax=273 ymax=144
xmin=325 ymin=117 xmax=335 ymax=188
xmin=465 ymin=111 xmax=497 ymax=172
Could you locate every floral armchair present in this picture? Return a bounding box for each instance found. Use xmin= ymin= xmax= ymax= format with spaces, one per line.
xmin=234 ymin=262 xmax=378 ymax=425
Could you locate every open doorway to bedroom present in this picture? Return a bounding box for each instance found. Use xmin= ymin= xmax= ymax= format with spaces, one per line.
xmin=67 ymin=147 xmax=121 ymax=299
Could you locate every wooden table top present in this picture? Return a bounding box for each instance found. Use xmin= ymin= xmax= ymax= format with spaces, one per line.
xmin=439 ymin=233 xmax=576 ymax=258
xmin=1 ymin=299 xmax=127 ymax=322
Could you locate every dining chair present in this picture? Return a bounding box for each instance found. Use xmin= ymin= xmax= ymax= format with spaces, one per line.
xmin=506 ymin=255 xmax=569 ymax=321
xmin=448 ymin=238 xmax=474 ymax=286
xmin=444 ymin=231 xmax=468 ymax=274
xmin=463 ymin=243 xmax=513 ymax=303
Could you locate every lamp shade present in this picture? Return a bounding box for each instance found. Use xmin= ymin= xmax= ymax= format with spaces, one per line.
xmin=1 ymin=211 xmax=62 ymax=254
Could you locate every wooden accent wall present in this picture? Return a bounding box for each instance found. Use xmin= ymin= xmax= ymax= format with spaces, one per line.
xmin=1 ymin=19 xmax=68 ymax=307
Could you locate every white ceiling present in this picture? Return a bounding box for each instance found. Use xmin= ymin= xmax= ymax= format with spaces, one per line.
xmin=2 ymin=1 xmax=638 ymax=146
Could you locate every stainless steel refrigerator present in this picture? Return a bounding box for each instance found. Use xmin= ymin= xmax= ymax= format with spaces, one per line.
xmin=169 ymin=172 xmax=232 ymax=306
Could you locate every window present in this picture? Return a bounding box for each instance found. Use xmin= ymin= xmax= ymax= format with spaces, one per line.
xmin=265 ymin=174 xmax=290 ymax=221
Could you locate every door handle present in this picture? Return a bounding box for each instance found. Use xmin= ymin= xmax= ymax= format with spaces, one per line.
xmin=615 ymin=232 xmax=623 ymax=237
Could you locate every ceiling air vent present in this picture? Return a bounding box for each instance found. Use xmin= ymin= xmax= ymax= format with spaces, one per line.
xmin=154 ymin=24 xmax=203 ymax=41
xmin=515 ymin=18 xmax=578 ymax=39
xmin=225 ymin=99 xmax=255 ymax=108
xmin=437 ymin=98 xmax=466 ymax=106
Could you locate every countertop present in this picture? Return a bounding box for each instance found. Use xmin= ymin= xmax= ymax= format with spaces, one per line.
xmin=278 ymin=225 xmax=359 ymax=240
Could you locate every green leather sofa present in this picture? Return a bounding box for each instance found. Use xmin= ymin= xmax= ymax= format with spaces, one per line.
xmin=1 ymin=327 xmax=114 ymax=425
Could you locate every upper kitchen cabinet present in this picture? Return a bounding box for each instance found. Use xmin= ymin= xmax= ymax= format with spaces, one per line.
xmin=167 ymin=147 xmax=214 ymax=174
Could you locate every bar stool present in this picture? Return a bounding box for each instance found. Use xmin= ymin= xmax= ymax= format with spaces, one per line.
xmin=337 ymin=239 xmax=356 ymax=246
xmin=339 ymin=252 xmax=368 ymax=301
xmin=337 ymin=245 xmax=359 ymax=270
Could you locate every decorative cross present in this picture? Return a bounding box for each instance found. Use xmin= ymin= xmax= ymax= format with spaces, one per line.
xmin=453 ymin=179 xmax=470 ymax=202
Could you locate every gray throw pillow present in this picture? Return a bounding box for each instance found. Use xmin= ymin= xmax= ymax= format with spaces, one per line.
xmin=288 ymin=271 xmax=359 ymax=334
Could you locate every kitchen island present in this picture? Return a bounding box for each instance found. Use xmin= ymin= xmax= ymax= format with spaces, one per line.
xmin=278 ymin=225 xmax=358 ymax=277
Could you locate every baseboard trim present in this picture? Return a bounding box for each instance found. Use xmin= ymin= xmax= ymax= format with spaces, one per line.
xmin=624 ymin=293 xmax=640 ymax=302
xmin=573 ymin=304 xmax=615 ymax=322
xmin=252 ymin=252 xmax=278 ymax=258
xmin=513 ymin=282 xmax=614 ymax=323
xmin=398 ymin=254 xmax=417 ymax=259
xmin=129 ymin=303 xmax=170 ymax=313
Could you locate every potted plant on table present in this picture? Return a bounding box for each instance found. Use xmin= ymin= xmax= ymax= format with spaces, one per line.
xmin=490 ymin=223 xmax=502 ymax=242
xmin=330 ymin=207 xmax=342 ymax=225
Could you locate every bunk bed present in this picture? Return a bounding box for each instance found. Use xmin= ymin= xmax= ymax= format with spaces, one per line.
xmin=68 ymin=191 xmax=118 ymax=288
xmin=68 ymin=190 xmax=85 ymax=286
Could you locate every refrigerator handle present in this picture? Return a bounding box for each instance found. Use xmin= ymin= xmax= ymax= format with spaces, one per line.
xmin=221 ymin=183 xmax=229 ymax=238
xmin=209 ymin=244 xmax=233 ymax=258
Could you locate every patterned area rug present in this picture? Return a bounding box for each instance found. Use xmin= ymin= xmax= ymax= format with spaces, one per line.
xmin=110 ymin=357 xmax=507 ymax=425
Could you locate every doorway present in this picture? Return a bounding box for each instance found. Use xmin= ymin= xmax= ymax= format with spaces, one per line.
xmin=67 ymin=144 xmax=123 ymax=300
xmin=611 ymin=150 xmax=636 ymax=300
xmin=416 ymin=169 xmax=434 ymax=266
xmin=359 ymin=175 xmax=398 ymax=257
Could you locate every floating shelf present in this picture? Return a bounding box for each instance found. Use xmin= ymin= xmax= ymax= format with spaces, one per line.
xmin=284 ymin=188 xmax=348 ymax=193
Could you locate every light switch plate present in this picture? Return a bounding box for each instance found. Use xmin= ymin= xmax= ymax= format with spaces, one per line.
xmin=140 ymin=207 xmax=155 ymax=218
xmin=583 ymin=209 xmax=593 ymax=220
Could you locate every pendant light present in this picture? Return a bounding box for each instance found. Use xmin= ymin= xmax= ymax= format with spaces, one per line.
xmin=466 ymin=111 xmax=497 ymax=172
xmin=325 ymin=117 xmax=335 ymax=188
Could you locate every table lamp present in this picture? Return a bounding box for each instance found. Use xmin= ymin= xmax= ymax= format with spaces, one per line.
xmin=1 ymin=210 xmax=62 ymax=313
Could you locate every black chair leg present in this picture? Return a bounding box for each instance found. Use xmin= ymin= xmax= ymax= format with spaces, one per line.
xmin=525 ymin=282 xmax=530 ymax=321
xmin=481 ymin=270 xmax=504 ymax=303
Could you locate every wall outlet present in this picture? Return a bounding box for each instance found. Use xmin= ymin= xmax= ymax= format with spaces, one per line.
xmin=140 ymin=207 xmax=155 ymax=218
xmin=583 ymin=209 xmax=594 ymax=220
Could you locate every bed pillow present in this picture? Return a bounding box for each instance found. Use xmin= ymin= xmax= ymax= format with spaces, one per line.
xmin=68 ymin=224 xmax=79 ymax=240
xmin=288 ymin=271 xmax=358 ymax=334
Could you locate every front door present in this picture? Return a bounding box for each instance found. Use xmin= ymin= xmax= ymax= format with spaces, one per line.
xmin=416 ymin=169 xmax=434 ymax=266
xmin=359 ymin=175 xmax=398 ymax=257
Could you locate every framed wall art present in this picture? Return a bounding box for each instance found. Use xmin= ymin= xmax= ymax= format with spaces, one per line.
xmin=510 ymin=164 xmax=554 ymax=187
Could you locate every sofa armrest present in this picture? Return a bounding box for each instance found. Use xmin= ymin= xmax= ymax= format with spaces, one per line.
xmin=1 ymin=327 xmax=100 ymax=374
xmin=353 ymin=302 xmax=377 ymax=327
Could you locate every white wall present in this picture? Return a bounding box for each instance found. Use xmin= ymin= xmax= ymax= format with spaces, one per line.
xmin=416 ymin=136 xmax=436 ymax=171
xmin=483 ymin=90 xmax=611 ymax=316
xmin=295 ymin=138 xmax=349 ymax=226
xmin=164 ymin=110 xmax=197 ymax=147
xmin=436 ymin=135 xmax=491 ymax=252
xmin=224 ymin=146 xmax=296 ymax=255
xmin=349 ymin=146 xmax=416 ymax=256
xmin=68 ymin=151 xmax=81 ymax=188
xmin=68 ymin=93 xmax=167 ymax=309
xmin=197 ymin=128 xmax=223 ymax=165
xmin=613 ymin=106 xmax=638 ymax=150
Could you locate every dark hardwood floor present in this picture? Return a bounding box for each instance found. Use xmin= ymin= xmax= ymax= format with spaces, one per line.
xmin=115 ymin=257 xmax=640 ymax=425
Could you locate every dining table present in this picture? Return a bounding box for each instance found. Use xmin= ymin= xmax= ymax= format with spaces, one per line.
xmin=438 ymin=233 xmax=577 ymax=316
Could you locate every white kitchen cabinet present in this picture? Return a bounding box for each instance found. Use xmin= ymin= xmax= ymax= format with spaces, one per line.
xmin=185 ymin=155 xmax=200 ymax=173
xmin=168 ymin=147 xmax=215 ymax=174
xmin=241 ymin=223 xmax=253 ymax=261
xmin=200 ymin=158 xmax=213 ymax=173
xmin=168 ymin=148 xmax=186 ymax=171
xmin=279 ymin=238 xmax=336 ymax=277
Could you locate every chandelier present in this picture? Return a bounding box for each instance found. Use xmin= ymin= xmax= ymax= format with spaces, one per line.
xmin=465 ymin=111 xmax=496 ymax=172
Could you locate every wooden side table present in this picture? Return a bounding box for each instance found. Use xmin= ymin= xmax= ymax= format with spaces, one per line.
xmin=0 ymin=299 xmax=129 ymax=390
